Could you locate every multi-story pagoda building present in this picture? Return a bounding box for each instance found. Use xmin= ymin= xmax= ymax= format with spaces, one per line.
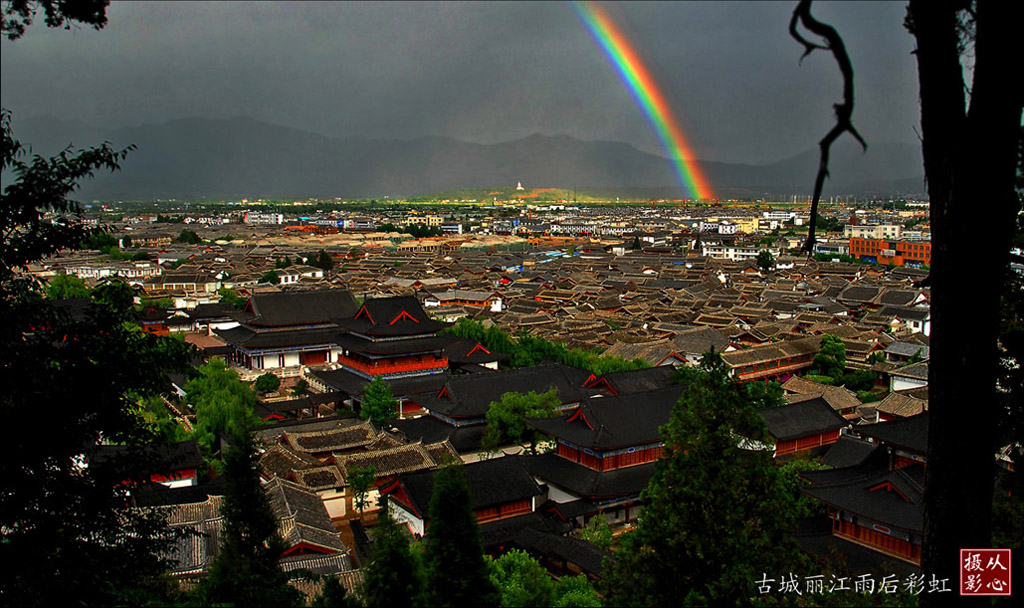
xmin=332 ymin=296 xmax=456 ymax=380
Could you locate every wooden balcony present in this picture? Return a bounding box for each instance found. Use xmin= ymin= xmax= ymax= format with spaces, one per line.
xmin=338 ymin=355 xmax=448 ymax=377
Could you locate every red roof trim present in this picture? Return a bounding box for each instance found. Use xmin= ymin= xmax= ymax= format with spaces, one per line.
xmin=355 ymin=305 xmax=376 ymax=324
xmin=466 ymin=343 xmax=491 ymax=356
xmin=380 ymin=479 xmax=422 ymax=519
xmin=389 ymin=310 xmax=420 ymax=325
xmin=566 ymin=407 xmax=594 ymax=430
xmin=868 ymin=480 xmax=910 ymax=503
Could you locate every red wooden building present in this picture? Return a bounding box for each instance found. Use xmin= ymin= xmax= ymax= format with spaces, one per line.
xmin=801 ymin=413 xmax=928 ymax=565
xmin=333 ymin=296 xmax=456 ymax=381
xmin=381 ymin=457 xmax=542 ymax=538
xmin=524 ymin=386 xmax=684 ymax=524
xmin=758 ymin=398 xmax=848 ymax=458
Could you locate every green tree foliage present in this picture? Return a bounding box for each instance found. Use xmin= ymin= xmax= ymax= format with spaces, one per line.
xmin=198 ymin=433 xmax=302 ymax=607
xmin=82 ymin=228 xmax=117 ymax=253
xmin=253 ymin=372 xmax=281 ymax=394
xmin=424 ymin=464 xmax=498 ymax=607
xmin=361 ymin=504 xmax=426 ymax=608
xmin=45 ymin=272 xmax=89 ymax=299
xmin=291 ymin=377 xmax=309 ymax=397
xmin=275 ymin=256 xmax=292 ymax=269
xmin=175 ymin=228 xmax=202 ymax=244
xmin=813 ymin=214 xmax=841 ymax=232
xmin=578 ymin=515 xmax=614 ymax=550
xmin=552 ymin=575 xmax=602 ymax=607
xmin=488 ymin=549 xmax=555 ymax=607
xmin=377 ymin=222 xmax=442 ymax=239
xmin=603 ymin=352 xmax=802 ymax=606
xmin=482 ymin=388 xmax=560 ymax=453
xmin=2 ymin=111 xmax=132 ymax=280
xmin=1 ymin=0 xmax=109 ymax=40
xmin=756 ymin=249 xmax=775 ymax=273
xmin=487 ymin=550 xmax=602 ymax=608
xmin=311 ymin=575 xmax=360 ymax=608
xmin=2 ymin=105 xmax=194 ymax=606
xmin=349 ymin=465 xmax=377 ymax=519
xmin=316 ymin=249 xmax=334 ymax=270
xmin=219 ymin=286 xmax=249 ymax=309
xmin=185 ymin=358 xmax=261 ymax=455
xmin=260 ymin=270 xmax=279 ymax=284
xmin=444 ymin=318 xmax=649 ymax=375
xmin=777 ymin=460 xmax=830 ymax=519
xmin=91 ymin=278 xmax=136 ymax=317
xmin=137 ymin=394 xmax=192 ymax=445
xmin=813 ymin=333 xmax=846 ymax=379
xmin=360 ymin=375 xmax=397 ymax=427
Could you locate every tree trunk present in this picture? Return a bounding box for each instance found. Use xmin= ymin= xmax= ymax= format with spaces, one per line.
xmin=909 ymin=1 xmax=1022 ymax=603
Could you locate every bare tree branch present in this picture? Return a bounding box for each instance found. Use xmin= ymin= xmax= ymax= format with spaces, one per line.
xmin=790 ymin=0 xmax=867 ymax=256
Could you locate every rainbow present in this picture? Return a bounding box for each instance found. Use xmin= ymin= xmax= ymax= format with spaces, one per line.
xmin=573 ymin=1 xmax=713 ymax=200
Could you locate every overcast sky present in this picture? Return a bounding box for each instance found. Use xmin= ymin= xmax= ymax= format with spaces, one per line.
xmin=0 ymin=1 xmax=920 ymax=165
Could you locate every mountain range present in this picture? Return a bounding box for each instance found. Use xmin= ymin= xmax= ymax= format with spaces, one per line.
xmin=8 ymin=115 xmax=926 ymax=201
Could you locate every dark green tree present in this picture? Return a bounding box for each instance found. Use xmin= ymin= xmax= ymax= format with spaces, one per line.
xmin=1 ymin=101 xmax=193 ymax=604
xmin=198 ymin=433 xmax=302 ymax=607
xmin=552 ymin=575 xmax=602 ymax=608
xmin=361 ymin=504 xmax=426 ymax=608
xmin=45 ymin=272 xmax=89 ymax=299
xmin=349 ymin=465 xmax=377 ymax=519
xmin=254 ymin=372 xmax=281 ymax=394
xmin=311 ymin=575 xmax=360 ymax=608
xmin=360 ymin=375 xmax=397 ymax=427
xmin=488 ymin=549 xmax=555 ymax=607
xmin=82 ymin=228 xmax=117 ymax=253
xmin=481 ymin=388 xmax=560 ymax=453
xmin=316 ymin=249 xmax=335 ymax=270
xmin=219 ymin=287 xmax=249 ymax=309
xmin=756 ymin=249 xmax=775 ymax=273
xmin=2 ymin=0 xmax=109 ymax=40
xmin=260 ymin=270 xmax=280 ymax=284
xmin=424 ymin=464 xmax=498 ymax=608
xmin=291 ymin=377 xmax=309 ymax=397
xmin=813 ymin=333 xmax=846 ymax=379
xmin=176 ymin=228 xmax=202 ymax=244
xmin=185 ymin=358 xmax=261 ymax=456
xmin=91 ymin=277 xmax=136 ymax=317
xmin=603 ymin=352 xmax=801 ymax=606
xmin=578 ymin=515 xmax=613 ymax=550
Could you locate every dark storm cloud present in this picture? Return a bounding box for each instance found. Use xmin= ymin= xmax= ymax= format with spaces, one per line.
xmin=0 ymin=1 xmax=919 ymax=164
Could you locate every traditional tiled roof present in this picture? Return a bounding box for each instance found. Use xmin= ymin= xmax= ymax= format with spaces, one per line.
xmin=891 ymin=361 xmax=928 ymax=380
xmin=245 ymin=289 xmax=358 ymax=327
xmin=389 ymin=456 xmax=542 ymax=516
xmin=587 ymin=365 xmax=678 ymax=395
xmin=856 ymin=412 xmax=928 ymax=455
xmin=290 ymin=465 xmax=345 ymax=491
xmin=425 ymin=362 xmax=591 ymax=419
xmin=259 ymin=443 xmax=323 ymax=480
xmin=802 ymin=464 xmax=924 ymax=533
xmin=759 ymin=398 xmax=848 ymax=442
xmin=528 ymin=387 xmax=682 ymax=450
xmin=333 ymin=440 xmax=456 ymax=479
xmin=282 ymin=420 xmax=379 ymax=455
xmin=522 ymin=453 xmax=656 ymax=500
xmin=721 ymin=336 xmax=821 ymax=367
xmin=874 ymin=392 xmax=927 ymax=419
xmin=265 ymin=477 xmax=349 ymax=553
xmin=782 ymin=376 xmax=862 ymax=413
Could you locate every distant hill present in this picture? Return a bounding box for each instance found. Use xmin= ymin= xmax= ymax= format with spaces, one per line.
xmin=9 ymin=115 xmax=925 ymax=201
